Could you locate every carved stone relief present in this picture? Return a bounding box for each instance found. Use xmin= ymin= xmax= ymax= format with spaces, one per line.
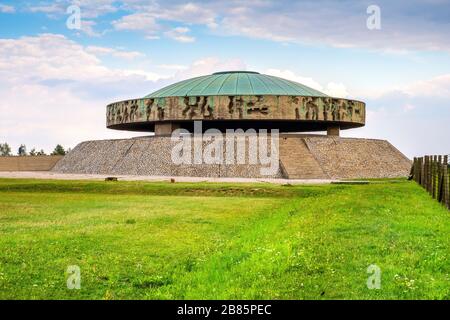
xmin=106 ymin=95 xmax=365 ymax=127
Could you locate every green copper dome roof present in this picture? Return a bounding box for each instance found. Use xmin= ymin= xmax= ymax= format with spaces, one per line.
xmin=145 ymin=71 xmax=328 ymax=98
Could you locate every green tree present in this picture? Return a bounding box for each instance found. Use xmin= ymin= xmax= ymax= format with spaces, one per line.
xmin=37 ymin=149 xmax=46 ymax=156
xmin=0 ymin=143 xmax=12 ymax=156
xmin=18 ymin=144 xmax=27 ymax=156
xmin=51 ymin=144 xmax=66 ymax=155
xmin=29 ymin=148 xmax=37 ymax=156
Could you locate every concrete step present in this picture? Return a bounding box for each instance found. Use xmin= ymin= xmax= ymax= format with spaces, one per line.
xmin=279 ymin=137 xmax=327 ymax=179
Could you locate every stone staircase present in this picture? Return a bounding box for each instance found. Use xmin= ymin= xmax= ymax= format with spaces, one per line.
xmin=279 ymin=137 xmax=328 ymax=179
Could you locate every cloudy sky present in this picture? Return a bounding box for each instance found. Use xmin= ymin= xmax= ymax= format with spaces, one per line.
xmin=0 ymin=0 xmax=449 ymax=157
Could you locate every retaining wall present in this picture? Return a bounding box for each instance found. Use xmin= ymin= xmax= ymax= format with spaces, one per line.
xmin=0 ymin=156 xmax=63 ymax=171
xmin=52 ymin=135 xmax=411 ymax=179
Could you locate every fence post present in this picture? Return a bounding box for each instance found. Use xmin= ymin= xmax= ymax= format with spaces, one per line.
xmin=438 ymin=156 xmax=442 ymax=202
xmin=440 ymin=157 xmax=443 ymax=201
xmin=428 ymin=156 xmax=433 ymax=194
xmin=422 ymin=157 xmax=425 ymax=186
xmin=444 ymin=156 xmax=449 ymax=209
xmin=419 ymin=157 xmax=424 ymax=186
xmin=447 ymin=171 xmax=450 ymax=209
xmin=432 ymin=155 xmax=437 ymax=199
xmin=426 ymin=156 xmax=431 ymax=193
xmin=414 ymin=157 xmax=418 ymax=183
xmin=443 ymin=163 xmax=449 ymax=209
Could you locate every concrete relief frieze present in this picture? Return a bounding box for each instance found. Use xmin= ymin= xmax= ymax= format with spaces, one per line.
xmin=107 ymin=95 xmax=365 ymax=127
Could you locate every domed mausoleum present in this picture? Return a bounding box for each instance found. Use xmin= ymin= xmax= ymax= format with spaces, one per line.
xmin=53 ymin=71 xmax=411 ymax=180
xmin=106 ymin=71 xmax=365 ymax=136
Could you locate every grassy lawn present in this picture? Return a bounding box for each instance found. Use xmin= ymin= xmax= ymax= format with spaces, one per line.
xmin=0 ymin=178 xmax=448 ymax=300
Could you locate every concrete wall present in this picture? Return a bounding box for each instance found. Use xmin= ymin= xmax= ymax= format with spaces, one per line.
xmin=0 ymin=156 xmax=63 ymax=171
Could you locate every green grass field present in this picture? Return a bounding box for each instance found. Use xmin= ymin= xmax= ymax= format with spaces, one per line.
xmin=0 ymin=178 xmax=448 ymax=300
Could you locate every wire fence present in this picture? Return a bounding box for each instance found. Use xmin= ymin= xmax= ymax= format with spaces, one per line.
xmin=410 ymin=155 xmax=450 ymax=210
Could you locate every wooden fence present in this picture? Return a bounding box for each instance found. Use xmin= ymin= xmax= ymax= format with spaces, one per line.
xmin=411 ymin=155 xmax=450 ymax=209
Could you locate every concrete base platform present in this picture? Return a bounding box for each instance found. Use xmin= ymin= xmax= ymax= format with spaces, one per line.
xmin=0 ymin=171 xmax=335 ymax=185
xmin=52 ymin=134 xmax=411 ymax=179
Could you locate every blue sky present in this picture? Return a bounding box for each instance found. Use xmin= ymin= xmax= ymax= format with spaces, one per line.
xmin=0 ymin=0 xmax=449 ymax=157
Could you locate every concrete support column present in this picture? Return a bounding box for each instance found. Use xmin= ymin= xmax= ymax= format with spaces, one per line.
xmin=155 ymin=122 xmax=180 ymax=136
xmin=327 ymin=125 xmax=340 ymax=137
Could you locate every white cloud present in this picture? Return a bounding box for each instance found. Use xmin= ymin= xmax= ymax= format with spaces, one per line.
xmin=79 ymin=20 xmax=102 ymax=37
xmin=111 ymin=2 xmax=216 ymax=40
xmin=265 ymin=69 xmax=323 ymax=92
xmin=28 ymin=0 xmax=118 ymax=18
xmin=400 ymin=74 xmax=450 ymax=97
xmin=0 ymin=34 xmax=101 ymax=82
xmin=325 ymin=82 xmax=349 ymax=98
xmin=0 ymin=34 xmax=159 ymax=83
xmin=86 ymin=45 xmax=145 ymax=60
xmin=403 ymin=104 xmax=416 ymax=112
xmin=28 ymin=3 xmax=62 ymax=14
xmin=112 ymin=12 xmax=160 ymax=38
xmin=344 ymin=73 xmax=450 ymax=157
xmin=116 ymin=2 xmax=217 ymax=29
xmin=358 ymin=73 xmax=450 ymax=100
xmin=0 ymin=82 xmax=117 ymax=154
xmin=21 ymin=1 xmax=450 ymax=51
xmin=216 ymin=0 xmax=450 ymax=53
xmin=265 ymin=69 xmax=349 ymax=98
xmin=220 ymin=7 xmax=295 ymax=43
xmin=112 ymin=12 xmax=158 ymax=31
xmin=0 ymin=33 xmax=248 ymax=152
xmin=174 ymin=57 xmax=246 ymax=80
xmin=0 ymin=4 xmax=15 ymax=13
xmin=164 ymin=27 xmax=195 ymax=43
xmin=158 ymin=64 xmax=188 ymax=71
xmin=76 ymin=0 xmax=118 ymax=18
xmin=0 ymin=33 xmax=168 ymax=152
xmin=153 ymin=2 xmax=217 ymax=28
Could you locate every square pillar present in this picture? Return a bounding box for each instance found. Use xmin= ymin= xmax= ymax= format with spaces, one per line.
xmin=327 ymin=125 xmax=340 ymax=136
xmin=155 ymin=122 xmax=180 ymax=136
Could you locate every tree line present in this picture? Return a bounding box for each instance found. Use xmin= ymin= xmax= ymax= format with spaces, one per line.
xmin=0 ymin=143 xmax=70 ymax=156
